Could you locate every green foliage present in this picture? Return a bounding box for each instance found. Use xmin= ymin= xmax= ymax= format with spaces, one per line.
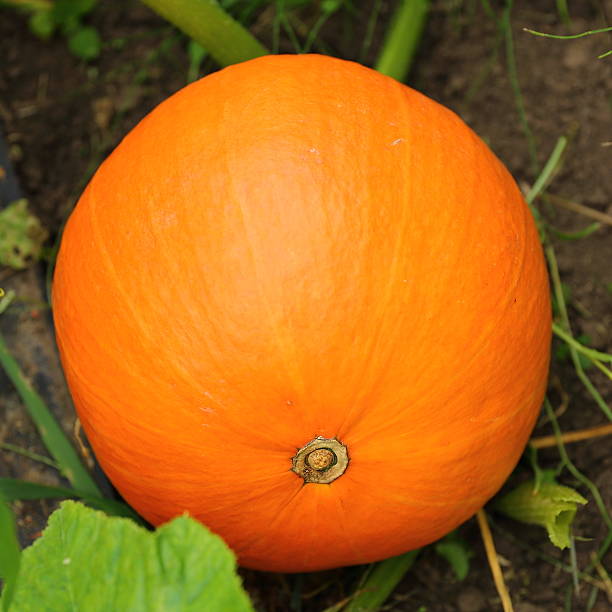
xmin=495 ymin=480 xmax=587 ymax=549
xmin=555 ymin=334 xmax=593 ymax=368
xmin=15 ymin=0 xmax=102 ymax=60
xmin=66 ymin=25 xmax=101 ymax=60
xmin=2 ymin=501 xmax=254 ymax=612
xmin=0 ymin=200 xmax=48 ymax=270
xmin=344 ymin=550 xmax=420 ymax=612
xmin=0 ymin=502 xmax=21 ymax=612
xmin=434 ymin=531 xmax=472 ymax=580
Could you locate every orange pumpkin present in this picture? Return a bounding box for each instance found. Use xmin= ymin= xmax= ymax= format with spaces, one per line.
xmin=53 ymin=54 xmax=551 ymax=572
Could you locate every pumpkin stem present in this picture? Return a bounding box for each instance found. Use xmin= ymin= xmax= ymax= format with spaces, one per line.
xmin=292 ymin=437 xmax=348 ymax=484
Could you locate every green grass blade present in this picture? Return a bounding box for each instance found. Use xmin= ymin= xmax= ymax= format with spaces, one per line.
xmin=0 ymin=478 xmax=85 ymax=502
xmin=0 ymin=332 xmax=101 ymax=497
xmin=501 ymin=0 xmax=538 ymax=174
xmin=0 ymin=479 xmax=145 ymax=524
xmin=525 ymin=136 xmax=567 ymax=205
xmin=344 ymin=550 xmax=420 ymax=611
xmin=375 ymin=0 xmax=429 ymax=82
xmin=0 ymin=442 xmax=59 ymax=469
xmin=140 ymin=0 xmax=268 ymax=67
xmin=359 ymin=0 xmax=383 ymax=63
xmin=547 ymin=222 xmax=601 ymax=241
xmin=523 ymin=135 xmax=612 ymax=420
xmin=0 ymin=501 xmax=21 ymax=611
xmin=547 ymin=246 xmax=612 ymax=420
xmin=555 ymin=0 xmax=571 ymax=25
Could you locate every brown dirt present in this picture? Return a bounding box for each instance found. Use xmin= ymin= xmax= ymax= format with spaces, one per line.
xmin=1 ymin=1 xmax=611 ymax=610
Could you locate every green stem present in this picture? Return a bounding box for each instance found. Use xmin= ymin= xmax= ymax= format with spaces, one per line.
xmin=524 ymin=26 xmax=612 ymax=41
xmin=140 ymin=0 xmax=268 ymax=67
xmin=375 ymin=0 xmax=429 ymax=82
xmin=0 ymin=332 xmax=101 ymax=498
xmin=552 ymin=323 xmax=612 ymax=364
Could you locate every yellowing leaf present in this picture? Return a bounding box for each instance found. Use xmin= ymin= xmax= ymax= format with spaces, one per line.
xmin=0 ymin=199 xmax=48 ymax=269
xmin=495 ymin=480 xmax=587 ymax=549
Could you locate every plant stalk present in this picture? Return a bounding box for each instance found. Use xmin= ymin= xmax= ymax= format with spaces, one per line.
xmin=140 ymin=0 xmax=268 ymax=68
xmin=375 ymin=0 xmax=429 ymax=82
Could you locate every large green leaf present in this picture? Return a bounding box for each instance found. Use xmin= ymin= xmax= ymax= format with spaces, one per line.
xmin=0 ymin=501 xmax=21 ymax=612
xmin=4 ymin=501 xmax=254 ymax=612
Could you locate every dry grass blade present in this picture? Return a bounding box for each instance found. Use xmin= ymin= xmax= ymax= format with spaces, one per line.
xmin=544 ymin=194 xmax=612 ymax=226
xmin=477 ymin=509 xmax=514 ymax=612
xmin=530 ymin=423 xmax=612 ymax=449
xmin=590 ymin=553 xmax=612 ymax=603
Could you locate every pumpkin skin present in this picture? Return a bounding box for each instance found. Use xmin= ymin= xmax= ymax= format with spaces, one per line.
xmin=52 ymin=54 xmax=551 ymax=573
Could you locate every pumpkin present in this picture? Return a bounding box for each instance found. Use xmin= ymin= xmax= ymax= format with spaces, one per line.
xmin=52 ymin=54 xmax=551 ymax=573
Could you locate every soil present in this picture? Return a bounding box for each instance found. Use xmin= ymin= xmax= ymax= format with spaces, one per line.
xmin=1 ymin=1 xmax=611 ymax=611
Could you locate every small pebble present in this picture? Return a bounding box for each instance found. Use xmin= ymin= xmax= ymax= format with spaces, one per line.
xmin=563 ymin=44 xmax=590 ymax=69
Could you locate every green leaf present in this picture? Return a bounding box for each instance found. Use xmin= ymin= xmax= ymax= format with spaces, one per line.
xmin=28 ymin=10 xmax=55 ymax=40
xmin=0 ymin=200 xmax=48 ymax=270
xmin=550 ymin=222 xmax=602 ymax=240
xmin=67 ymin=26 xmax=101 ymax=60
xmin=6 ymin=501 xmax=254 ymax=612
xmin=434 ymin=532 xmax=472 ymax=580
xmin=344 ymin=549 xmax=420 ymax=612
xmin=0 ymin=501 xmax=21 ymax=612
xmin=0 ymin=478 xmax=144 ymax=523
xmin=495 ymin=481 xmax=587 ymax=549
